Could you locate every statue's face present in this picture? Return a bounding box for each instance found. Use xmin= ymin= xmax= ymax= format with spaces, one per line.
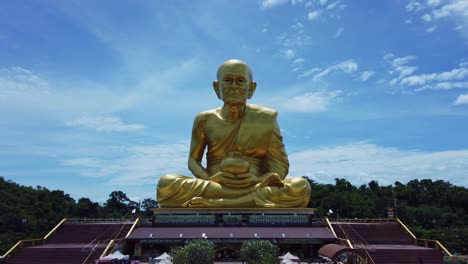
xmin=218 ymin=64 xmax=251 ymax=104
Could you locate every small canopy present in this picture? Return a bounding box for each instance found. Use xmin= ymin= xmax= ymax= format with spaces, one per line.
xmin=279 ymin=252 xmax=299 ymax=260
xmin=103 ymin=250 xmax=129 ymax=260
xmin=154 ymin=252 xmax=170 ymax=260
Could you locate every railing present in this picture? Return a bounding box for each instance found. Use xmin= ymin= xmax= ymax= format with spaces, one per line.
xmin=67 ymin=218 xmax=135 ymax=224
xmin=331 ymin=218 xmax=392 ymax=224
xmin=44 ymin=218 xmax=68 ymax=240
xmin=1 ymin=218 xmax=68 ymax=263
xmin=396 ymin=218 xmax=452 ymax=257
xmin=336 ymin=237 xmax=354 ymax=249
xmin=99 ymin=217 xmax=140 ymax=259
xmin=324 ymin=217 xmax=337 ymax=238
xmin=395 ymin=217 xmax=417 ymax=240
xmin=1 ymin=238 xmax=44 ymax=263
xmin=361 ymin=247 xmax=376 ymax=264
xmin=82 ymin=241 xmax=102 ymax=264
xmin=416 ymin=238 xmax=452 ymax=257
xmin=125 ymin=217 xmax=140 ymax=238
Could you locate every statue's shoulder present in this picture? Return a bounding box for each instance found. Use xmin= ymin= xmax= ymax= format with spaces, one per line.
xmin=247 ymin=104 xmax=278 ymax=117
xmin=193 ymin=108 xmax=221 ymax=122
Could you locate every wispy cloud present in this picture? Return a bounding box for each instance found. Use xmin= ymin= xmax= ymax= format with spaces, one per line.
xmin=360 ymin=71 xmax=375 ymax=81
xmin=260 ymin=0 xmax=289 ymax=9
xmin=426 ymin=25 xmax=437 ymax=32
xmin=279 ymin=90 xmax=342 ymax=112
xmin=308 ymin=10 xmax=321 ymax=20
xmin=454 ymin=93 xmax=468 ymax=105
xmin=289 ymin=142 xmax=468 ymax=186
xmin=62 ymin=142 xmax=190 ymax=186
xmin=0 ymin=67 xmax=50 ymax=100
xmin=333 ymin=27 xmax=344 ymax=38
xmin=311 ymin=60 xmax=358 ymax=80
xmin=401 ymin=67 xmax=468 ymax=87
xmin=66 ymin=116 xmax=145 ymax=132
xmin=405 ymin=0 xmax=468 ymax=40
xmin=384 ymin=54 xmax=468 ymax=93
xmin=283 ymin=49 xmax=296 ymax=60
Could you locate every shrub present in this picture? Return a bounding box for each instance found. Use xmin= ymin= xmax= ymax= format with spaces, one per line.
xmin=170 ymin=239 xmax=215 ymax=264
xmin=240 ymin=239 xmax=279 ymax=264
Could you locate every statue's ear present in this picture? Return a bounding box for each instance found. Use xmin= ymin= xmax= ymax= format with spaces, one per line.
xmin=213 ymin=81 xmax=221 ymax=99
xmin=248 ymin=81 xmax=257 ymax=99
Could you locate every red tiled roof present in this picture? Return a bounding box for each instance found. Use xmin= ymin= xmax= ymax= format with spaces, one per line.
xmin=127 ymin=226 xmax=335 ymax=240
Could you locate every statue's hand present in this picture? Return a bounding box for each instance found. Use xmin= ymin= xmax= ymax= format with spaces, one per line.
xmin=210 ymin=171 xmax=236 ymax=184
xmin=255 ymin=172 xmax=284 ymax=188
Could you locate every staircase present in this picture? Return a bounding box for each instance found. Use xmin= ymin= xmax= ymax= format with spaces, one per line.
xmin=5 ymin=222 xmax=132 ymax=264
xmin=330 ymin=220 xmax=444 ymax=264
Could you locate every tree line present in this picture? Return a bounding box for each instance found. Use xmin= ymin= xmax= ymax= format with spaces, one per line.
xmin=0 ymin=176 xmax=466 ymax=254
xmin=305 ymin=177 xmax=468 ymax=254
xmin=0 ymin=177 xmax=157 ymax=254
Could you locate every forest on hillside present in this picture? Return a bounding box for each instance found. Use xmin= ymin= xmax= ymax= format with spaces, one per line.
xmin=0 ymin=176 xmax=467 ymax=254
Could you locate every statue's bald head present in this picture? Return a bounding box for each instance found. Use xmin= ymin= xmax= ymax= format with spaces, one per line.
xmin=216 ymin=59 xmax=253 ymax=82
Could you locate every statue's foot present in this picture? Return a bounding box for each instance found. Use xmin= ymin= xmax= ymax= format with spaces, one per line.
xmin=186 ymin=197 xmax=222 ymax=208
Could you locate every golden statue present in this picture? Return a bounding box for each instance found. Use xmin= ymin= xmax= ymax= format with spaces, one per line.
xmin=157 ymin=59 xmax=311 ymax=208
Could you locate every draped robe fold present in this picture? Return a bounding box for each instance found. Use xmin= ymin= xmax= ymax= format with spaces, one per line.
xmin=157 ymin=104 xmax=310 ymax=208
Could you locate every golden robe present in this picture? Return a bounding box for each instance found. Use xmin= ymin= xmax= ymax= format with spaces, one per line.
xmin=157 ymin=104 xmax=311 ymax=208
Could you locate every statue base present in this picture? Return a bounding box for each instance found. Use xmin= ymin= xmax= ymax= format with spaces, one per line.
xmin=150 ymin=208 xmax=319 ymax=227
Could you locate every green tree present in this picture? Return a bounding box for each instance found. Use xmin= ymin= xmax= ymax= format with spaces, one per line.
xmin=240 ymin=240 xmax=279 ymax=264
xmin=140 ymin=198 xmax=158 ymax=217
xmin=170 ymin=240 xmax=215 ymax=264
xmin=104 ymin=191 xmax=137 ymax=217
xmin=74 ymin=198 xmax=101 ymax=218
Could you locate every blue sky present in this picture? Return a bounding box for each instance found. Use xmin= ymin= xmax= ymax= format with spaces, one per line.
xmin=1 ymin=0 xmax=468 ymax=203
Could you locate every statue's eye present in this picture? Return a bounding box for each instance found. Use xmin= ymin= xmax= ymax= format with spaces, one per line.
xmin=224 ymin=77 xmax=232 ymax=83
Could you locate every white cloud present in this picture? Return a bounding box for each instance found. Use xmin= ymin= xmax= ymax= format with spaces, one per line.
xmin=384 ymin=55 xmax=468 ymax=92
xmin=320 ymin=0 xmax=328 ymax=5
xmin=0 ymin=67 xmax=50 ymax=100
xmin=432 ymin=0 xmax=468 ymax=19
xmin=276 ymin=32 xmax=313 ymax=48
xmin=333 ymin=27 xmax=344 ymax=38
xmin=388 ymin=55 xmax=416 ymax=67
xmin=326 ymin=1 xmax=341 ymax=10
xmin=405 ymin=0 xmax=468 ymax=41
xmin=291 ymin=22 xmax=304 ymax=32
xmin=280 ymin=90 xmax=342 ymax=112
xmin=308 ymin=10 xmax=321 ymax=20
xmin=298 ymin=67 xmax=321 ymax=78
xmin=260 ymin=0 xmax=289 ymax=9
xmin=400 ymin=67 xmax=468 ymax=86
xmin=383 ymin=53 xmax=395 ymax=61
xmin=417 ymin=81 xmax=468 ymax=91
xmin=62 ymin=142 xmax=190 ymax=185
xmin=454 ymin=93 xmax=468 ymax=105
xmin=427 ymin=0 xmax=442 ymax=7
xmin=66 ymin=116 xmax=145 ymax=132
xmin=406 ymin=1 xmax=423 ymax=12
xmin=289 ymin=142 xmax=468 ymax=186
xmin=313 ymin=60 xmax=358 ymax=80
xmin=421 ymin=13 xmax=432 ymax=22
xmin=426 ymin=25 xmax=437 ymax=32
xmin=283 ymin=49 xmax=296 ymax=60
xmin=360 ymin=71 xmax=375 ymax=81
xmin=0 ymin=58 xmax=203 ymax=121
xmin=291 ymin=58 xmax=305 ymax=72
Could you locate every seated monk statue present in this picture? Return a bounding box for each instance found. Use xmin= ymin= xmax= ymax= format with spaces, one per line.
xmin=157 ymin=59 xmax=311 ymax=208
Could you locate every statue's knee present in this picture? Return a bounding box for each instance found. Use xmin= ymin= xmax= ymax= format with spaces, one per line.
xmin=157 ymin=174 xmax=179 ymax=188
xmin=288 ymin=177 xmax=310 ymax=189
